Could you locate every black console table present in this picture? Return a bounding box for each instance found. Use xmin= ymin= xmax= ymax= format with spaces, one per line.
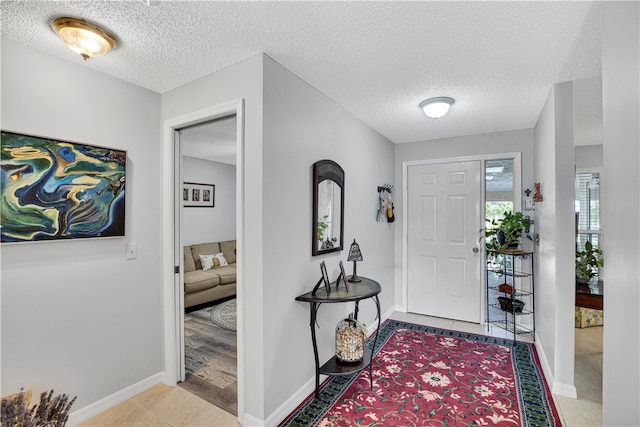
xmin=295 ymin=277 xmax=381 ymax=398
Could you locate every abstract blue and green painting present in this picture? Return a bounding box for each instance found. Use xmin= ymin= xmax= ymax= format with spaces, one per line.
xmin=1 ymin=131 xmax=126 ymax=242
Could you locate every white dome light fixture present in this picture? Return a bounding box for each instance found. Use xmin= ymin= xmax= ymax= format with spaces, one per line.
xmin=51 ymin=17 xmax=117 ymax=60
xmin=419 ymin=97 xmax=455 ymax=119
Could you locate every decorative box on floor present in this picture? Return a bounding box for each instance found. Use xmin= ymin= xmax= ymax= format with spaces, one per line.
xmin=575 ymin=307 xmax=604 ymax=328
xmin=335 ymin=313 xmax=365 ymax=363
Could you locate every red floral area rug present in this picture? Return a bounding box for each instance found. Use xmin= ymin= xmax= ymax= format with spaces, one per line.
xmin=280 ymin=320 xmax=560 ymax=427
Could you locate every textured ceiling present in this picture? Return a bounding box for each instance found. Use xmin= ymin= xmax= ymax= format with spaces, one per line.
xmin=1 ymin=1 xmax=601 ymax=145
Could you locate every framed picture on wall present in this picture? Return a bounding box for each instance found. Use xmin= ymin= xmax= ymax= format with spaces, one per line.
xmin=183 ymin=182 xmax=215 ymax=207
xmin=1 ymin=130 xmax=126 ymax=243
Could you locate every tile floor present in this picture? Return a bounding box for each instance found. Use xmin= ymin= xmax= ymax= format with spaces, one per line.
xmin=556 ymin=325 xmax=603 ymax=427
xmin=80 ymin=312 xmax=602 ymax=426
xmin=78 ymin=384 xmax=239 ymax=427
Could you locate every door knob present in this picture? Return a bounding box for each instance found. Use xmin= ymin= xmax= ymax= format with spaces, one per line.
xmin=472 ymin=247 xmax=479 ymax=253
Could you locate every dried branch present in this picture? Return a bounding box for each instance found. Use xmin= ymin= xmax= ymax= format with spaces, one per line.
xmin=1 ymin=389 xmax=76 ymax=427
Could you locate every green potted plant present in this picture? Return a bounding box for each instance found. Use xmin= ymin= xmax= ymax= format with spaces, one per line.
xmin=575 ymin=241 xmax=604 ymax=287
xmin=317 ymin=215 xmax=329 ymax=241
xmin=483 ymin=211 xmax=532 ymax=254
xmin=479 ymin=211 xmax=531 ymax=282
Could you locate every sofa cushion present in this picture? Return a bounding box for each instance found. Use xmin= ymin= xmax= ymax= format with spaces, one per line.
xmin=213 ymin=253 xmax=228 ymax=267
xmin=184 ymin=246 xmax=196 ymax=272
xmin=184 ymin=270 xmax=221 ymax=294
xmin=199 ymin=254 xmax=217 ymax=271
xmin=575 ymin=307 xmax=604 ymax=328
xmin=199 ymin=253 xmax=229 ymax=271
xmin=219 ymin=240 xmax=236 ymax=264
xmin=213 ymin=266 xmax=236 ymax=285
xmin=191 ymin=242 xmax=221 ymax=270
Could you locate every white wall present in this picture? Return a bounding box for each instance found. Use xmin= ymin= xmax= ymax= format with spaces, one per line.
xmin=533 ymin=89 xmax=557 ymax=375
xmin=162 ymin=54 xmax=396 ymax=422
xmin=261 ymin=56 xmax=395 ymax=418
xmin=552 ymin=81 xmax=578 ymax=396
xmin=161 ymin=54 xmax=264 ymax=422
xmin=393 ymin=129 xmax=535 ymax=307
xmin=182 ymin=156 xmax=236 ymax=245
xmin=573 ymin=74 xmax=603 ymax=170
xmin=573 ymin=75 xmax=603 ymax=147
xmin=601 ymin=2 xmax=640 ymax=424
xmin=532 ymin=81 xmax=577 ymax=397
xmin=0 ymin=39 xmax=163 ymax=409
xmin=575 ymin=145 xmax=603 ymax=169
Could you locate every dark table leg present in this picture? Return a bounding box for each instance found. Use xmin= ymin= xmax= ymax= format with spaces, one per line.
xmin=369 ymin=295 xmax=381 ymax=391
xmin=310 ymin=302 xmax=321 ymax=398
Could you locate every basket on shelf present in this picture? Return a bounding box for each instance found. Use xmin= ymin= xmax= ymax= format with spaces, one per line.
xmin=497 ymin=296 xmax=525 ymax=313
xmin=335 ymin=313 xmax=365 ymax=363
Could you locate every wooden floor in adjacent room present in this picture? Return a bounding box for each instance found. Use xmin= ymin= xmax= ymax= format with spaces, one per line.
xmin=179 ymin=303 xmax=238 ymax=416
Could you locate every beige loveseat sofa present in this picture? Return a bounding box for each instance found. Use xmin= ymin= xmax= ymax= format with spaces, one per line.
xmin=183 ymin=240 xmax=236 ymax=308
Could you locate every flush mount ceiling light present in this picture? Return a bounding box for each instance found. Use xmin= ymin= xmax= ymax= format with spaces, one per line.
xmin=51 ymin=17 xmax=117 ymax=60
xmin=419 ymin=97 xmax=455 ymax=119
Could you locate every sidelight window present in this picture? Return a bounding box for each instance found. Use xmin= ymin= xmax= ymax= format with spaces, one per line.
xmin=575 ymin=172 xmax=602 ymax=252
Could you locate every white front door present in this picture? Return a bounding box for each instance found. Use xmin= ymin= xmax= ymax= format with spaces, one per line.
xmin=407 ymin=161 xmax=482 ymax=323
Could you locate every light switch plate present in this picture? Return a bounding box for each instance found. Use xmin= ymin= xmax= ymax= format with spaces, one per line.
xmin=126 ymin=242 xmax=137 ymax=260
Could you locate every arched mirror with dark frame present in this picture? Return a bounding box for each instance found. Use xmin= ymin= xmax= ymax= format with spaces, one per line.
xmin=312 ymin=159 xmax=344 ymax=256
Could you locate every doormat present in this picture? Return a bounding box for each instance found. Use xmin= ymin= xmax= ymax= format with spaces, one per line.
xmin=280 ymin=320 xmax=560 ymax=426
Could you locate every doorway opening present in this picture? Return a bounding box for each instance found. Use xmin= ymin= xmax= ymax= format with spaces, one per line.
xmin=177 ymin=115 xmax=238 ymax=416
xmin=573 ymin=170 xmax=603 ymax=404
xmin=162 ymin=99 xmax=245 ymax=422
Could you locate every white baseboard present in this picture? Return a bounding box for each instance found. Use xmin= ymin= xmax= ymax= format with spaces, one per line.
xmin=534 ymin=334 xmax=577 ymax=399
xmin=259 ymin=376 xmax=316 ymax=426
xmin=261 ymin=305 xmax=397 ymax=426
xmin=381 ymin=305 xmax=396 ymax=323
xmin=241 ymin=412 xmax=267 ymax=427
xmin=364 ymin=304 xmax=395 ymax=335
xmin=534 ymin=334 xmax=554 ymax=387
xmin=552 ymin=381 xmax=577 ymax=398
xmin=67 ymin=372 xmax=165 ymax=426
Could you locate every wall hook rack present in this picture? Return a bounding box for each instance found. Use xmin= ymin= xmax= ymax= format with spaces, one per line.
xmin=377 ymin=185 xmax=395 ymax=223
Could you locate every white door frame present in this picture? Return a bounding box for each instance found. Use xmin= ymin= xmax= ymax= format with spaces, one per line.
xmin=161 ymin=99 xmax=245 ymax=417
xmin=401 ymin=152 xmax=522 ymax=324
